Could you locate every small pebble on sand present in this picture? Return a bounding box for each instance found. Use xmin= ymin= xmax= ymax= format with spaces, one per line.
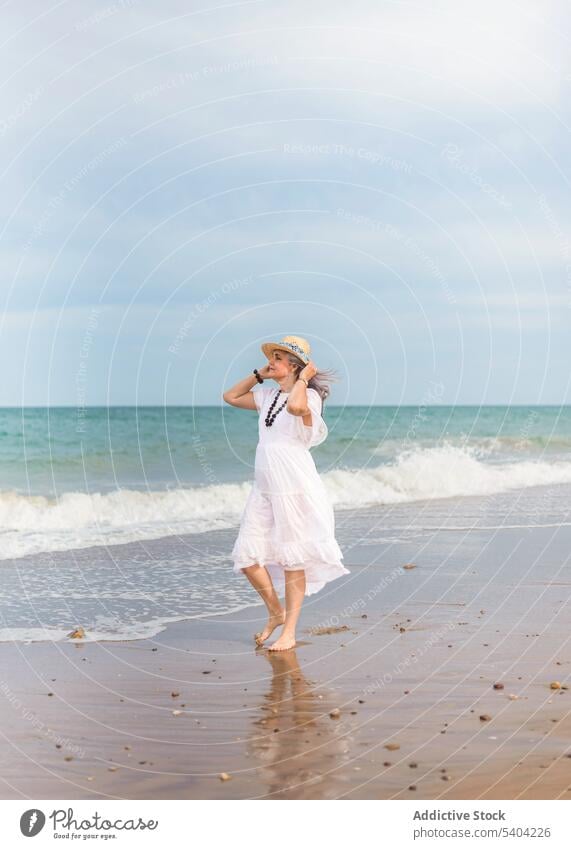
xmin=493 ymin=683 xmax=504 ymax=690
xmin=329 ymin=708 xmax=341 ymax=718
xmin=385 ymin=742 xmax=400 ymax=751
xmin=550 ymin=682 xmax=562 ymax=690
xmin=479 ymin=714 xmax=492 ymax=722
xmin=219 ymin=772 xmax=232 ymax=781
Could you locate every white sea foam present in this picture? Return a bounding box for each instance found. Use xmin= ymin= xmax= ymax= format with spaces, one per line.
xmin=325 ymin=444 xmax=571 ymax=507
xmin=0 ymin=482 xmax=249 ymax=561
xmin=0 ymin=601 xmax=266 ymax=643
xmin=2 ymin=444 xmax=571 ymax=561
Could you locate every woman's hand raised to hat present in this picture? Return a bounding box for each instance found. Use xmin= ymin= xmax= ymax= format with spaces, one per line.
xmin=299 ymin=360 xmax=317 ymax=382
xmin=257 ymin=364 xmax=273 ymax=379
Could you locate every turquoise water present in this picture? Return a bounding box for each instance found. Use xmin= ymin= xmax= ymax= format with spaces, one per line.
xmin=4 ymin=405 xmax=571 ymax=495
xmin=0 ymin=404 xmax=570 ymax=562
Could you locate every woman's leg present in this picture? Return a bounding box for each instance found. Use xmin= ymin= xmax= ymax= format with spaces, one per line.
xmin=241 ymin=564 xmax=285 ymax=644
xmin=268 ymin=568 xmax=306 ymax=651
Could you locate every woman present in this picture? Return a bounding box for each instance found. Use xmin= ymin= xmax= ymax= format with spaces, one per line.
xmin=222 ymin=335 xmax=350 ymax=652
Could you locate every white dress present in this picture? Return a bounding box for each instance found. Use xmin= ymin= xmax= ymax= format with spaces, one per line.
xmin=231 ymin=386 xmax=350 ymax=596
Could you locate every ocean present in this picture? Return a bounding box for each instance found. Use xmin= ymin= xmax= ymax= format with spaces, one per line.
xmin=1 ymin=404 xmax=570 ymax=642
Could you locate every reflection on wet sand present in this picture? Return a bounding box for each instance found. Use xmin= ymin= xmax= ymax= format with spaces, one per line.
xmin=247 ymin=646 xmax=353 ymax=799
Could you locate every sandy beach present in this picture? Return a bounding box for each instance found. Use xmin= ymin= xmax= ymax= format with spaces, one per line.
xmin=1 ymin=487 xmax=571 ymax=801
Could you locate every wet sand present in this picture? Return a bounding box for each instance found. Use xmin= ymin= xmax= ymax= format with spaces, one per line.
xmin=1 ymin=496 xmax=571 ymax=800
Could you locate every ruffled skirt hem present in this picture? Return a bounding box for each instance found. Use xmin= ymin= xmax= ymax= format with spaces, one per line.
xmin=231 ymin=536 xmax=350 ymax=596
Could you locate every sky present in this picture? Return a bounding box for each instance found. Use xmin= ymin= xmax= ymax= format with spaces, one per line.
xmin=1 ymin=0 xmax=570 ymax=406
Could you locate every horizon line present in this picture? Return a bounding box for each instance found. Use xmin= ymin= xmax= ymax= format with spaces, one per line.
xmin=2 ymin=403 xmax=570 ymax=410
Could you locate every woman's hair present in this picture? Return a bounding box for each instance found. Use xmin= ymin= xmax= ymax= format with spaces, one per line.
xmin=283 ymin=352 xmax=340 ymax=406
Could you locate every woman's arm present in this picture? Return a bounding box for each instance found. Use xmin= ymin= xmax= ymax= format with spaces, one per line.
xmin=222 ymin=366 xmax=270 ymax=409
xmin=287 ymin=361 xmax=318 ymax=425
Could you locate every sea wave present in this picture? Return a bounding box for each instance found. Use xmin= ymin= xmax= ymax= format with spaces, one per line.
xmin=2 ymin=444 xmax=571 ymax=561
xmin=326 ymin=443 xmax=571 ymax=506
xmin=0 ymin=483 xmax=249 ymax=561
xmin=372 ymin=434 xmax=571 ymax=456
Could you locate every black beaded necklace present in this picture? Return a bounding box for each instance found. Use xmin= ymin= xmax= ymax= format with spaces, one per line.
xmin=264 ymin=389 xmax=289 ymax=427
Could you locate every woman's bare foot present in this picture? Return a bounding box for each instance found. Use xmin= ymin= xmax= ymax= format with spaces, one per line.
xmin=255 ymin=610 xmax=285 ymax=645
xmin=268 ymin=631 xmax=296 ymax=651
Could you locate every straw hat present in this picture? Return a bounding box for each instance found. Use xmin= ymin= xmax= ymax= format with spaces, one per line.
xmin=261 ymin=335 xmax=311 ymax=364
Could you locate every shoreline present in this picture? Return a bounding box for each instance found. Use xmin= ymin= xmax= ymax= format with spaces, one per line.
xmin=3 ymin=480 xmax=571 ymax=645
